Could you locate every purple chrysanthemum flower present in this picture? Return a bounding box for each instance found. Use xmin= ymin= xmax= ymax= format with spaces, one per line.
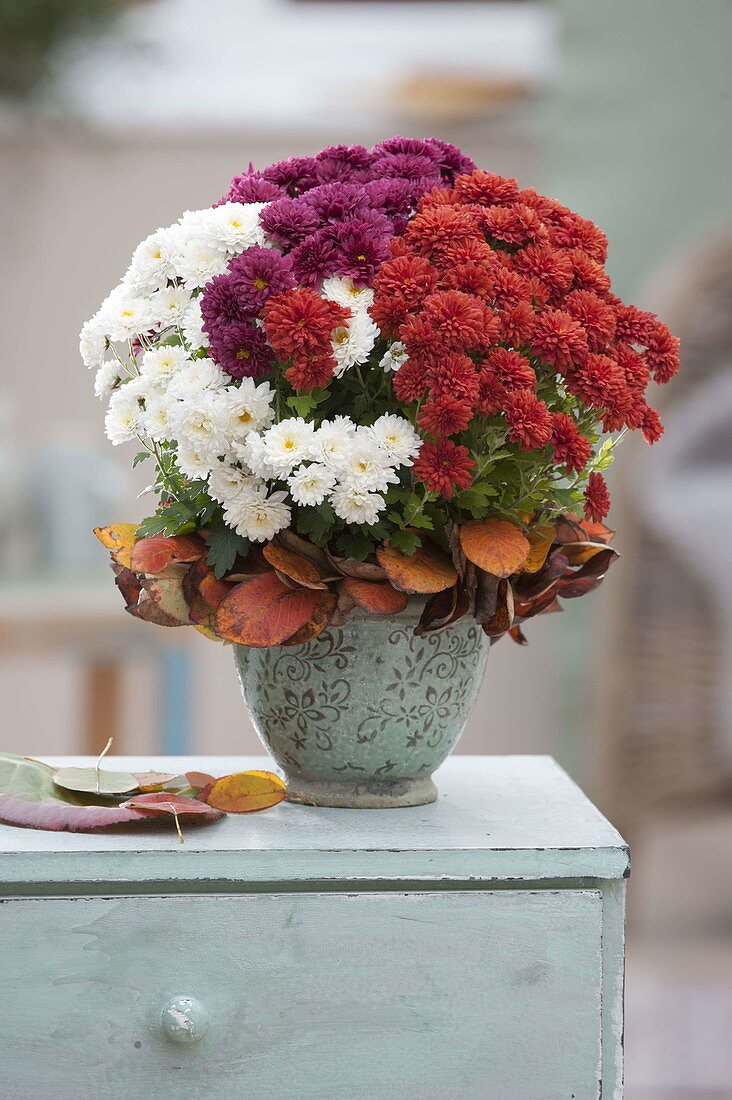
xmin=200 ymin=275 xmax=248 ymax=340
xmin=362 ymin=178 xmax=415 ymax=232
xmin=371 ymin=152 xmax=443 ymax=183
xmin=302 ymin=182 xmax=369 ymax=225
xmin=228 ymin=246 xmax=295 ymax=312
xmin=373 ymin=136 xmax=441 ymax=163
xmin=209 ymin=320 xmax=274 ymax=380
xmin=330 ymin=211 xmax=394 ymax=286
xmin=290 ymin=229 xmax=338 ymax=288
xmin=263 ymin=156 xmax=319 ymax=197
xmin=424 ymin=137 xmax=476 ymax=180
xmin=260 ymin=197 xmax=320 ymax=249
xmin=314 ymin=143 xmax=376 ymax=184
xmin=225 ymin=173 xmax=284 ymax=204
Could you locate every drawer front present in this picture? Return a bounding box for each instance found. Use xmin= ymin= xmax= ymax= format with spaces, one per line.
xmin=0 ymin=890 xmax=602 ymax=1100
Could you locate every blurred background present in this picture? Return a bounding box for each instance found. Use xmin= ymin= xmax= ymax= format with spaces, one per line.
xmin=1 ymin=0 xmax=731 ymax=1094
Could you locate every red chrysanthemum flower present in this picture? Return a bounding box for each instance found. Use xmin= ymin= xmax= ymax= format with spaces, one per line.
xmin=418 ymin=394 xmax=473 ymax=438
xmin=583 ymin=472 xmax=611 ymax=522
xmin=285 ymin=351 xmax=336 ymax=392
xmin=485 ymin=347 xmax=536 ymax=391
xmin=372 ymin=253 xmax=437 ymax=304
xmin=454 ymin=170 xmax=520 ymax=207
xmin=613 ymin=303 xmax=657 ymax=346
xmin=564 ymin=290 xmax=616 ymax=351
xmin=426 ymin=352 xmax=480 ymax=404
xmin=478 ymin=203 xmax=543 ymax=247
xmin=517 ymin=188 xmax=569 ymax=226
xmin=439 ymin=259 xmax=497 ymax=299
xmin=551 ymin=412 xmax=592 ymax=474
xmin=498 ymin=300 xmax=537 ymax=347
xmin=566 ymin=248 xmax=612 ymax=295
xmin=531 ymin=309 xmax=589 ymax=372
xmin=503 ymin=389 xmax=553 ymax=451
xmin=423 ymin=290 xmax=488 ymax=350
xmin=419 ymin=185 xmax=458 ymax=207
xmin=570 ymin=352 xmax=627 ymax=409
xmin=391 ymin=358 xmax=428 ymax=403
xmin=405 ymin=204 xmax=479 ymax=257
xmin=514 ymin=244 xmax=574 ymax=294
xmin=264 ymin=288 xmax=348 ymax=357
xmin=475 ymin=367 xmax=505 ymax=416
xmin=413 ymin=439 xmax=475 ymax=498
xmin=641 ymin=404 xmax=664 ymax=444
xmin=645 ymin=324 xmax=680 ymax=384
xmin=399 ymin=314 xmax=440 ymax=359
xmin=489 ymin=266 xmax=533 ymax=310
xmin=549 ymin=213 xmax=608 ymax=264
xmin=615 ymin=343 xmax=650 ymax=394
xmin=441 ymin=236 xmax=498 ymax=267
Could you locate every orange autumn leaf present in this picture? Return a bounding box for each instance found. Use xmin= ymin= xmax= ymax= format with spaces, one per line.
xmin=375 ymin=542 xmax=457 ymax=594
xmin=521 ymin=524 xmax=556 ymax=574
xmin=214 ymin=572 xmax=322 ymax=647
xmin=341 ymin=577 xmax=408 ymax=616
xmin=459 ymin=519 xmax=530 ymax=578
xmin=280 ymin=590 xmax=337 ymax=646
xmin=94 ymin=523 xmax=138 ymax=570
xmin=262 ymin=542 xmax=327 ymax=589
xmin=202 ymin=770 xmax=286 ymax=813
xmin=131 ymin=533 xmax=206 ymax=575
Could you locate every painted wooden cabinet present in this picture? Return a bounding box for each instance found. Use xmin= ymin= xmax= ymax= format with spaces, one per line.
xmin=0 ymin=755 xmax=628 ymax=1099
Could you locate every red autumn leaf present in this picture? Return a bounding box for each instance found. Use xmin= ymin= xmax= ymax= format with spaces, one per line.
xmin=185 ymin=771 xmax=216 ymax=791
xmin=376 ymin=541 xmax=457 ymax=594
xmin=555 ymin=513 xmax=614 ymax=546
xmin=131 ymin=533 xmax=206 ymax=575
xmin=513 ymin=582 xmax=561 ymax=622
xmin=280 ymin=590 xmax=338 ymax=646
xmin=459 ymin=519 xmax=530 ymax=578
xmin=341 ymin=577 xmax=408 ymax=616
xmin=214 ymin=572 xmax=322 ymax=647
xmin=201 ymin=770 xmax=286 ymax=813
xmin=112 ymin=563 xmax=143 ymax=607
xmin=121 ymin=792 xmax=222 ymax=819
xmin=415 ymin=585 xmax=469 ymax=635
xmin=482 ymin=579 xmax=515 ymax=638
xmin=513 ymin=549 xmax=569 ymax=602
xmin=94 ymin=523 xmax=138 ymax=569
xmin=183 ymin=558 xmax=232 ymax=627
xmin=262 ymin=542 xmax=327 ymax=589
xmin=557 ymin=547 xmax=618 ymax=598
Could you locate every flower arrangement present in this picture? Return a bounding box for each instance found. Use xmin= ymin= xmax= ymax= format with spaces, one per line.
xmin=84 ymin=137 xmax=679 ymax=648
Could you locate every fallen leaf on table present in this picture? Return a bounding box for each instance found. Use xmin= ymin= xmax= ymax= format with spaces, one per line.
xmin=121 ymin=792 xmax=224 ymax=844
xmin=201 ymin=770 xmax=286 ymax=813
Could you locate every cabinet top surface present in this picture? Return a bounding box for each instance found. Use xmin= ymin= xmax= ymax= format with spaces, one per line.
xmin=0 ymin=755 xmax=628 ymax=886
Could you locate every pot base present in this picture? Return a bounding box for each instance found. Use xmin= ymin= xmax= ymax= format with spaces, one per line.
xmin=285 ymin=773 xmax=438 ymax=809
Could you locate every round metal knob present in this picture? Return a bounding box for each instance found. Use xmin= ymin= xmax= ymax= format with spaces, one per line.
xmin=160 ymin=996 xmax=209 ymax=1044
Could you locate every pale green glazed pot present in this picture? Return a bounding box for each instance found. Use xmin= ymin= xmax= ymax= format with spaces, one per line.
xmin=233 ymin=598 xmax=490 ymax=808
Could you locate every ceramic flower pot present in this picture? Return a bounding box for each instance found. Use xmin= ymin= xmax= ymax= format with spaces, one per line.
xmin=233 ymin=598 xmax=490 ymax=808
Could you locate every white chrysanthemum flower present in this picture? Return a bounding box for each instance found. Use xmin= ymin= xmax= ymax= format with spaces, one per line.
xmin=181 ymin=298 xmax=208 ymax=351
xmin=170 ymin=392 xmax=228 ymax=458
xmin=338 ymin=435 xmax=399 ymax=493
xmin=233 ymin=432 xmax=276 ymax=479
xmin=322 ymin=276 xmax=375 ymax=312
xmin=207 ymin=202 xmax=267 ymax=253
xmin=166 ymin=359 xmax=228 ymax=401
xmin=366 ymin=414 xmax=422 ymax=467
xmin=104 ymin=379 xmax=147 ymax=445
xmin=98 ymin=286 xmax=154 ymax=342
xmin=79 ymin=318 xmax=107 ymax=370
xmin=177 ymin=442 xmax=218 ymax=480
xmin=261 ymin=418 xmax=316 ymax=478
xmin=288 ymin=463 xmax=337 ymax=506
xmin=310 ymin=416 xmax=357 ymax=471
xmin=208 ymin=463 xmax=260 ymax=506
xmin=224 ymin=487 xmax=291 ymax=543
xmin=331 ymin=308 xmax=379 ymax=377
xmin=222 ymin=379 xmax=275 ymax=440
xmin=124 ymin=230 xmax=176 ymax=294
xmin=176 ymin=240 xmax=229 ymax=290
xmin=150 ymin=285 xmax=191 ymax=328
xmin=379 ymin=341 xmax=409 ymax=373
xmin=94 ymin=360 xmax=122 ymax=401
xmin=140 ymin=345 xmax=192 ymax=387
xmin=330 ymin=485 xmax=385 ymax=526
xmin=142 ymin=393 xmax=174 ymax=443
